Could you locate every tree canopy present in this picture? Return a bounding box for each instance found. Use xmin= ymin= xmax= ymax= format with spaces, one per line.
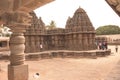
xmin=46 ymin=20 xmax=56 ymax=30
xmin=96 ymin=25 xmax=120 ymax=35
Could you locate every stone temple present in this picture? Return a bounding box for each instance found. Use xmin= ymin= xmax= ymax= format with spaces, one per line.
xmin=0 ymin=0 xmax=117 ymax=80
xmin=24 ymin=7 xmax=96 ymax=53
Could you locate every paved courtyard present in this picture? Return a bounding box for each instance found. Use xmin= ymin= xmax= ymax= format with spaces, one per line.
xmin=0 ymin=45 xmax=120 ymax=80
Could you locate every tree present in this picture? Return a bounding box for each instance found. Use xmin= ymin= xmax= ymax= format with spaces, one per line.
xmin=46 ymin=20 xmax=56 ymax=30
xmin=96 ymin=25 xmax=120 ymax=35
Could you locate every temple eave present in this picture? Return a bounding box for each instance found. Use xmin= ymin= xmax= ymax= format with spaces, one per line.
xmin=0 ymin=0 xmax=54 ymax=13
xmin=105 ymin=0 xmax=120 ymax=17
xmin=17 ymin=0 xmax=54 ymax=12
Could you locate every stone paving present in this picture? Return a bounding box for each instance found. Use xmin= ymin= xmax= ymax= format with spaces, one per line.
xmin=104 ymin=45 xmax=120 ymax=80
xmin=0 ymin=45 xmax=120 ymax=80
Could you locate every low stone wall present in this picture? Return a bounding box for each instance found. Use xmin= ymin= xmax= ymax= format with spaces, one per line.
xmin=0 ymin=50 xmax=111 ymax=60
xmin=25 ymin=49 xmax=111 ymax=60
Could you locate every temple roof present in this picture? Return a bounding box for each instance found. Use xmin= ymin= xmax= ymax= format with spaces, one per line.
xmin=65 ymin=7 xmax=94 ymax=31
xmin=74 ymin=7 xmax=86 ymax=13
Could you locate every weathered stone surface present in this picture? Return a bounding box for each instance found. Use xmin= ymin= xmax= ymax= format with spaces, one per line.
xmin=106 ymin=0 xmax=120 ymax=16
xmin=8 ymin=64 xmax=28 ymax=80
xmin=0 ymin=0 xmax=54 ymax=14
xmin=25 ymin=7 xmax=96 ymax=53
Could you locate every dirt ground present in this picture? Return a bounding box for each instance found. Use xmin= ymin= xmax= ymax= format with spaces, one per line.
xmin=0 ymin=45 xmax=120 ymax=80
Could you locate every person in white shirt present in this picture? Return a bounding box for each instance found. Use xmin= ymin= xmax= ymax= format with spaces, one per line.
xmin=33 ymin=73 xmax=40 ymax=80
xmin=40 ymin=43 xmax=43 ymax=52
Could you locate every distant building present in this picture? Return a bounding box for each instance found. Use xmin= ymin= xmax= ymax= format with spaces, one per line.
xmin=96 ymin=34 xmax=120 ymax=45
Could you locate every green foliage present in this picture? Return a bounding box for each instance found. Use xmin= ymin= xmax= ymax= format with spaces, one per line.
xmin=96 ymin=25 xmax=120 ymax=35
xmin=46 ymin=20 xmax=56 ymax=30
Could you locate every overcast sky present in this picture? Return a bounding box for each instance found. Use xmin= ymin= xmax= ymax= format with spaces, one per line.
xmin=34 ymin=0 xmax=120 ymax=29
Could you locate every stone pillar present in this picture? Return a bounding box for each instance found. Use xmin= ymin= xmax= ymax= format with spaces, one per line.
xmin=84 ymin=34 xmax=88 ymax=50
xmin=78 ymin=34 xmax=82 ymax=50
xmin=36 ymin=36 xmax=40 ymax=52
xmin=5 ymin=11 xmax=31 ymax=80
xmin=8 ymin=29 xmax=28 ymax=80
xmin=73 ymin=34 xmax=76 ymax=50
xmin=70 ymin=34 xmax=73 ymax=50
xmin=25 ymin=36 xmax=30 ymax=53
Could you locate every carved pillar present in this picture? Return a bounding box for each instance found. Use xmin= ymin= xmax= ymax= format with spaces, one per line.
xmin=73 ymin=34 xmax=76 ymax=50
xmin=92 ymin=33 xmax=96 ymax=49
xmin=84 ymin=33 xmax=88 ymax=50
xmin=36 ymin=36 xmax=40 ymax=52
xmin=9 ymin=31 xmax=25 ymax=65
xmin=5 ymin=11 xmax=31 ymax=80
xmin=30 ymin=36 xmax=36 ymax=52
xmin=25 ymin=36 xmax=30 ymax=53
xmin=8 ymin=26 xmax=28 ymax=80
xmin=70 ymin=34 xmax=73 ymax=50
xmin=82 ymin=34 xmax=85 ymax=50
xmin=78 ymin=34 xmax=82 ymax=50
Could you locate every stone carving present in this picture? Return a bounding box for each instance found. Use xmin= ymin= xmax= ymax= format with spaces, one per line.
xmin=106 ymin=0 xmax=120 ymax=16
xmin=0 ymin=0 xmax=54 ymax=14
xmin=1 ymin=11 xmax=32 ymax=27
xmin=3 ymin=11 xmax=32 ymax=66
xmin=25 ymin=7 xmax=96 ymax=53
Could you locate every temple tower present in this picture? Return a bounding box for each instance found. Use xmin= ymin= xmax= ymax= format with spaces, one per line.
xmin=24 ymin=11 xmax=46 ymax=53
xmin=65 ymin=7 xmax=96 ymax=50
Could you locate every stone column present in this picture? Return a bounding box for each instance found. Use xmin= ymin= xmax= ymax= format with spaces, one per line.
xmin=78 ymin=34 xmax=82 ymax=51
xmin=25 ymin=36 xmax=30 ymax=53
xmin=8 ymin=27 xmax=28 ymax=80
xmin=31 ymin=36 xmax=36 ymax=52
xmin=5 ymin=11 xmax=31 ymax=80
xmin=36 ymin=36 xmax=40 ymax=52
xmin=84 ymin=34 xmax=88 ymax=50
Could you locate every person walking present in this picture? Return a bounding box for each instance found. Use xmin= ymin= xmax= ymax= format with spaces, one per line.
xmin=115 ymin=45 xmax=118 ymax=53
xmin=40 ymin=43 xmax=43 ymax=52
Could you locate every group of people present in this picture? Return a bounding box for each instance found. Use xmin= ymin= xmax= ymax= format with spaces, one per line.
xmin=96 ymin=41 xmax=119 ymax=53
xmin=96 ymin=41 xmax=108 ymax=50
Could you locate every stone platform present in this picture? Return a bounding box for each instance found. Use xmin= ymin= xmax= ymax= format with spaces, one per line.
xmin=25 ymin=49 xmax=111 ymax=60
xmin=0 ymin=49 xmax=111 ymax=60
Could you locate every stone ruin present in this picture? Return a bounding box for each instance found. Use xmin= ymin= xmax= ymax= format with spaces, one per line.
xmin=24 ymin=7 xmax=96 ymax=53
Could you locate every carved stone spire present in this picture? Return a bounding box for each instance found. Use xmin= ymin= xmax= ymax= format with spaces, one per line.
xmin=24 ymin=11 xmax=46 ymax=53
xmin=65 ymin=7 xmax=95 ymax=31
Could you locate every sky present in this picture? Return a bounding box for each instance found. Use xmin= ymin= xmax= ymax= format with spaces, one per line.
xmin=34 ymin=0 xmax=120 ymax=29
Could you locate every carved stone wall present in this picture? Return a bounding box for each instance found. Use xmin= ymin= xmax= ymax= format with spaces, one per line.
xmin=24 ymin=7 xmax=96 ymax=53
xmin=24 ymin=11 xmax=46 ymax=53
